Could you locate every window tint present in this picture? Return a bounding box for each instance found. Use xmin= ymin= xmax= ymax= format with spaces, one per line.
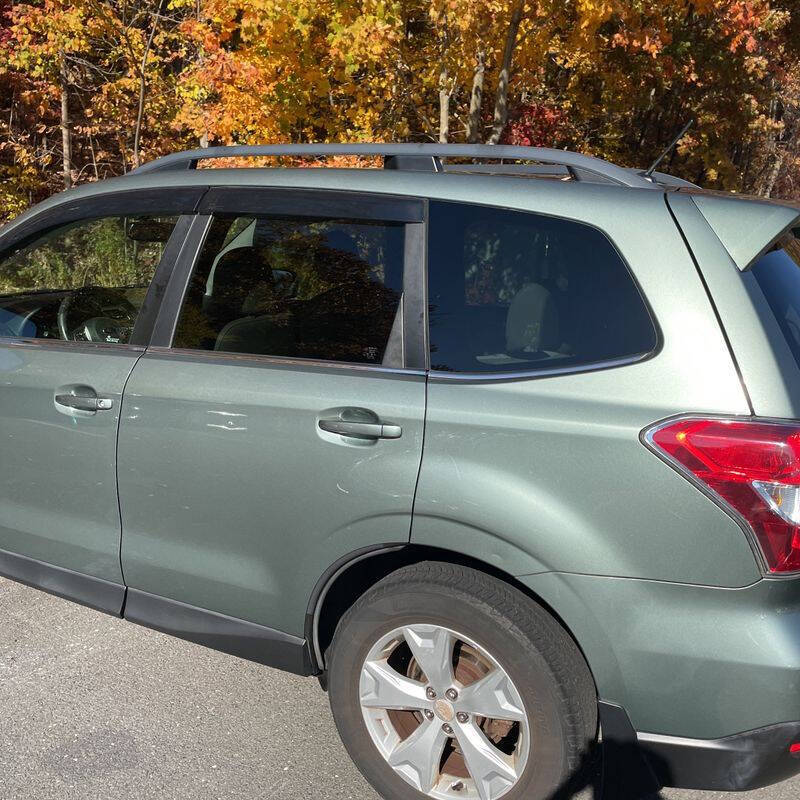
xmin=174 ymin=215 xmax=405 ymax=365
xmin=0 ymin=215 xmax=178 ymax=343
xmin=751 ymin=229 xmax=800 ymax=369
xmin=427 ymin=201 xmax=657 ymax=373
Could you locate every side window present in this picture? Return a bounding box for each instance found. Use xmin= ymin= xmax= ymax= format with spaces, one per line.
xmin=427 ymin=201 xmax=657 ymax=373
xmin=0 ymin=215 xmax=179 ymax=343
xmin=173 ymin=215 xmax=405 ymax=365
xmin=751 ymin=229 xmax=800 ymax=370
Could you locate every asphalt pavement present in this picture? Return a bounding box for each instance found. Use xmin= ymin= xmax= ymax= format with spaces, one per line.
xmin=1 ymin=577 xmax=798 ymax=800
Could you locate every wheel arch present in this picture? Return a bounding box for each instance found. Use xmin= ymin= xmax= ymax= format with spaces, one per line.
xmin=306 ymin=543 xmax=599 ymax=691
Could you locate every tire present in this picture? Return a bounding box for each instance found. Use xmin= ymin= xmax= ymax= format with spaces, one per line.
xmin=327 ymin=561 xmax=597 ymax=800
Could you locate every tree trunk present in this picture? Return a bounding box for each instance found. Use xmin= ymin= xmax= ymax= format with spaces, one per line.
xmin=133 ymin=0 xmax=166 ymax=169
xmin=487 ymin=0 xmax=525 ymax=145
xmin=466 ymin=50 xmax=486 ymax=143
xmin=760 ymin=150 xmax=785 ymax=198
xmin=438 ymin=64 xmax=450 ymax=143
xmin=60 ymin=56 xmax=72 ymax=189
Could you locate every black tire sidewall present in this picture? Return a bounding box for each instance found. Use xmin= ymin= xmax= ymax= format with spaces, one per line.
xmin=328 ymin=581 xmax=576 ymax=800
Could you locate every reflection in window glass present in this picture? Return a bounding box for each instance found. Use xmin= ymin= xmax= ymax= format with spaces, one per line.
xmin=0 ymin=215 xmax=178 ymax=343
xmin=751 ymin=229 xmax=800 ymax=370
xmin=427 ymin=201 xmax=657 ymax=373
xmin=173 ymin=216 xmax=405 ymax=365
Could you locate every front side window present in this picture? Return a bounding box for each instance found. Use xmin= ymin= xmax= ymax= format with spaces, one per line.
xmin=427 ymin=201 xmax=657 ymax=373
xmin=173 ymin=215 xmax=405 ymax=365
xmin=0 ymin=215 xmax=179 ymax=343
xmin=751 ymin=228 xmax=800 ymax=369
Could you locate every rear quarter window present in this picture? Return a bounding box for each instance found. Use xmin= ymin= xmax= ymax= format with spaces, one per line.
xmin=427 ymin=201 xmax=658 ymax=374
xmin=751 ymin=229 xmax=800 ymax=368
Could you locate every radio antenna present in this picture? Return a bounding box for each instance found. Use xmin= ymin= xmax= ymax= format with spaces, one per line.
xmin=645 ymin=119 xmax=694 ymax=178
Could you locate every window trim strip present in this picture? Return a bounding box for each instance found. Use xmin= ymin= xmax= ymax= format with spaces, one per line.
xmin=198 ymin=187 xmax=424 ymax=223
xmin=145 ymin=345 xmax=427 ymax=378
xmin=130 ymin=213 xmax=198 ymax=346
xmin=0 ymin=187 xmax=207 ymax=258
xmin=149 ymin=215 xmax=214 ymax=348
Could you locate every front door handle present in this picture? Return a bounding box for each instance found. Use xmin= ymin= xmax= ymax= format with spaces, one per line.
xmin=318 ymin=419 xmax=402 ymax=440
xmin=55 ymin=393 xmax=114 ymax=412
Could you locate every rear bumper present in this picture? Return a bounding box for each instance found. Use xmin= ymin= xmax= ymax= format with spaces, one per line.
xmin=600 ymin=701 xmax=800 ymax=792
xmin=639 ymin=722 xmax=800 ymax=791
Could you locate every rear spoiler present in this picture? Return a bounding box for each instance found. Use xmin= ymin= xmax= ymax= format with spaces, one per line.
xmin=685 ymin=190 xmax=800 ymax=270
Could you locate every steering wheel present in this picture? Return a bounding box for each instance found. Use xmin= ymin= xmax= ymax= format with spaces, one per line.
xmin=57 ymin=287 xmax=138 ymax=343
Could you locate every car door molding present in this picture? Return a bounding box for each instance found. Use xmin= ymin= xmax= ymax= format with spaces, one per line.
xmin=124 ymin=588 xmax=315 ymax=675
xmin=0 ymin=547 xmax=126 ymax=616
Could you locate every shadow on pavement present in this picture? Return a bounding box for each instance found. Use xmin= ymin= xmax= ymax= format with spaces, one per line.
xmin=546 ymin=739 xmax=668 ymax=800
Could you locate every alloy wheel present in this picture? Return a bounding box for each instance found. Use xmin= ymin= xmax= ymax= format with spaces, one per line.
xmin=359 ymin=623 xmax=529 ymax=800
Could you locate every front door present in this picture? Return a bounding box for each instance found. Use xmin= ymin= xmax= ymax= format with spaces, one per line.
xmin=0 ymin=196 xmax=198 ymax=612
xmin=118 ymin=188 xmax=427 ymax=636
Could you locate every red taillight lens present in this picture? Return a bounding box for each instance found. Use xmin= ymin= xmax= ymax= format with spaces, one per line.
xmin=646 ymin=417 xmax=800 ymax=574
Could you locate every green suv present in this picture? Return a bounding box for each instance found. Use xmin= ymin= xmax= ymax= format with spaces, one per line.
xmin=2 ymin=143 xmax=800 ymax=800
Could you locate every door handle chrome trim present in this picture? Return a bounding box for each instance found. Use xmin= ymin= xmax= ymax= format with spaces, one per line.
xmin=318 ymin=419 xmax=402 ymax=439
xmin=55 ymin=394 xmax=114 ymax=412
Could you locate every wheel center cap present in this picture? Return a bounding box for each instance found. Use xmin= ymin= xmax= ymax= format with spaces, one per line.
xmin=433 ymin=699 xmax=455 ymax=722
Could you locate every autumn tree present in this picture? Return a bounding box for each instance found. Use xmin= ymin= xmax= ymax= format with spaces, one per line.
xmin=0 ymin=0 xmax=798 ymax=223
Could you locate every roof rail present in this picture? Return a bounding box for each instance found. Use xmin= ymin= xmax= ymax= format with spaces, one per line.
xmin=130 ymin=143 xmax=655 ymax=189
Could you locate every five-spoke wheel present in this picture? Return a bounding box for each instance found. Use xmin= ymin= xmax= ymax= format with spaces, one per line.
xmin=328 ymin=562 xmax=597 ymax=800
xmin=360 ymin=624 xmax=528 ymax=799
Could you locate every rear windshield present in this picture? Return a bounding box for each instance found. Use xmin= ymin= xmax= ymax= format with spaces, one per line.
xmin=751 ymin=229 xmax=800 ymax=367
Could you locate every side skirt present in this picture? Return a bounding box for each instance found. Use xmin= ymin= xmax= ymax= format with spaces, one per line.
xmin=124 ymin=588 xmax=315 ymax=676
xmin=0 ymin=547 xmax=125 ymax=615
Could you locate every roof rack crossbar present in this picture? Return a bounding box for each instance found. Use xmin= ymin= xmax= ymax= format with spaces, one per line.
xmin=130 ymin=143 xmax=653 ymax=188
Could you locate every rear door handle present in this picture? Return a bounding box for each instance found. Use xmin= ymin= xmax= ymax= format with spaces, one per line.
xmin=318 ymin=419 xmax=402 ymax=439
xmin=55 ymin=393 xmax=114 ymax=412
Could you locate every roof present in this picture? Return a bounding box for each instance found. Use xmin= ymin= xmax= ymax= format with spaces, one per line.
xmin=2 ymin=144 xmax=798 ymax=273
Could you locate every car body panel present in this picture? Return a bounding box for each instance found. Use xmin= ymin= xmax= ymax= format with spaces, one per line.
xmin=0 ymin=340 xmax=139 ymax=582
xmin=412 ymin=190 xmax=758 ymax=588
xmin=521 ymin=571 xmax=800 ymax=740
xmin=118 ymin=350 xmax=425 ymax=633
xmin=668 ymin=191 xmax=800 ymax=419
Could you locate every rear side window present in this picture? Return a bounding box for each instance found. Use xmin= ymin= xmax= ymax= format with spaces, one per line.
xmin=173 ymin=215 xmax=405 ymax=365
xmin=427 ymin=201 xmax=657 ymax=373
xmin=751 ymin=229 xmax=800 ymax=369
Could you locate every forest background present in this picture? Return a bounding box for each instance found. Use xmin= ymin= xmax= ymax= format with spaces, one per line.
xmin=0 ymin=0 xmax=798 ymax=222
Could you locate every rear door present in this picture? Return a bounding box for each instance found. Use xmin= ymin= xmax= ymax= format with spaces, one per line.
xmin=117 ymin=188 xmax=426 ymax=637
xmin=0 ymin=189 xmax=202 ymax=612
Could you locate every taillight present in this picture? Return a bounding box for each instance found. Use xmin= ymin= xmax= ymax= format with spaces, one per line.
xmin=644 ymin=417 xmax=800 ymax=574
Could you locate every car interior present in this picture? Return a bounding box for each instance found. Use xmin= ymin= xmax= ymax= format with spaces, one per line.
xmin=174 ymin=216 xmax=405 ymax=365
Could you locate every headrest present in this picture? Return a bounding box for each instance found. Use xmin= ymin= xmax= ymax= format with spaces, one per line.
xmin=213 ymin=249 xmax=273 ymax=299
xmin=505 ymin=283 xmax=560 ymax=354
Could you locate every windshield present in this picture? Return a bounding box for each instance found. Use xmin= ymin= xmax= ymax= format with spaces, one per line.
xmin=751 ymin=228 xmax=800 ymax=368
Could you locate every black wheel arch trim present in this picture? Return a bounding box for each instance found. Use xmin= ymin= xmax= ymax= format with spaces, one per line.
xmin=305 ymin=543 xmax=408 ymax=672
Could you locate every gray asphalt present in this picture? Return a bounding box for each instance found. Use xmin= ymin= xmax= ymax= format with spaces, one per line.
xmin=1 ymin=577 xmax=798 ymax=800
